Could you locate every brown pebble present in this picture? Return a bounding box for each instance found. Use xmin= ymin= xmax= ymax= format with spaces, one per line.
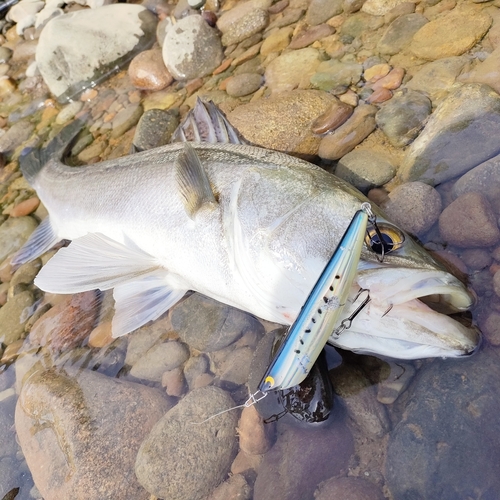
xmin=193 ymin=372 xmax=214 ymax=389
xmin=371 ymin=67 xmax=405 ymax=91
xmin=368 ymin=187 xmax=389 ymax=205
xmin=491 ymin=263 xmax=500 ymax=275
xmin=10 ymin=197 xmax=40 ymax=217
xmin=288 ymin=24 xmax=335 ymax=50
xmin=88 ymin=321 xmax=114 ymax=348
xmin=311 ymin=100 xmax=354 ymax=134
xmin=161 ymin=367 xmax=186 ymax=397
xmin=339 ymin=89 xmax=359 ymax=107
xmin=213 ymin=58 xmax=233 ymax=75
xmin=128 ymin=90 xmax=142 ymax=104
xmin=367 ymin=87 xmax=393 ymax=103
xmin=185 ymin=77 xmax=204 ymax=96
xmin=231 ymin=450 xmax=264 ymax=475
xmin=80 ymin=88 xmax=98 ymax=101
xmin=481 ymin=310 xmax=500 ymax=346
xmin=364 ymin=63 xmax=391 ymax=82
xmin=128 ymin=49 xmax=173 ymax=91
xmin=268 ymin=0 xmax=289 ymax=14
xmin=237 ymin=405 xmax=274 ymax=455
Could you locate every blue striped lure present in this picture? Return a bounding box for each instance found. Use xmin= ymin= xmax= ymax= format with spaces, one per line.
xmin=258 ymin=203 xmax=371 ymax=393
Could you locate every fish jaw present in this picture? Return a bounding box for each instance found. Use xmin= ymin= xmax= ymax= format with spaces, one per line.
xmin=328 ymin=269 xmax=479 ymax=359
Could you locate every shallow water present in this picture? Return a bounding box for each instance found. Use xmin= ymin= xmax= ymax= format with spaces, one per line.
xmin=1 ymin=0 xmax=500 ymax=499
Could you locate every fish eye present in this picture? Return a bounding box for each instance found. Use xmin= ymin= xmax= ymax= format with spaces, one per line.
xmin=365 ymin=223 xmax=405 ymax=255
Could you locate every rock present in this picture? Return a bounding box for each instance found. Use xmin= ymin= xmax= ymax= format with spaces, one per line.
xmin=264 ymin=47 xmax=321 ymax=93
xmin=163 ymin=14 xmax=223 ymax=80
xmin=88 ymin=321 xmax=113 ymax=348
xmin=371 ymin=67 xmax=404 ymax=91
xmin=335 ymin=149 xmax=396 ymax=193
xmin=161 ymin=367 xmax=186 ymax=397
xmin=133 ymin=108 xmax=179 ymax=151
xmin=36 ymin=4 xmax=157 ymax=100
xmin=381 ymin=182 xmax=442 ymax=236
xmin=0 ymin=458 xmax=21 ymax=500
xmin=110 ymin=103 xmax=143 ymax=138
xmin=310 ymin=60 xmax=363 ymax=91
xmin=377 ymin=361 xmax=416 ymax=405
xmin=0 ymin=121 xmax=35 ymax=155
xmin=216 ymin=0 xmax=273 ymax=34
xmin=16 ymin=367 xmax=170 ymax=500
xmin=364 ymin=63 xmax=391 ymax=82
xmin=10 ymin=197 xmax=40 ymax=217
xmin=0 ymin=397 xmax=17 ymax=458
xmin=221 ymin=9 xmax=268 ymax=47
xmin=129 ymin=341 xmax=189 ymax=382
xmin=318 ymin=104 xmax=377 ymax=160
xmin=311 ymin=100 xmax=354 ymax=134
xmin=228 ymin=90 xmax=337 ymax=156
xmin=231 ymin=450 xmax=263 ymax=475
xmin=226 ymin=73 xmax=262 ymax=97
xmin=459 ymin=45 xmax=500 ymax=95
xmin=10 ymin=259 xmax=41 ymax=289
xmin=461 ymin=248 xmax=492 ymax=271
xmin=128 ymin=48 xmax=173 ymax=91
xmin=377 ymin=13 xmax=428 ymax=55
xmin=184 ymin=354 xmax=210 ymax=389
xmin=267 ymin=7 xmax=305 ymax=30
xmin=55 ymin=100 xmax=84 ymax=125
xmin=386 ymin=349 xmax=500 ymax=498
xmin=399 ymin=84 xmax=500 ymax=185
xmin=315 ymin=476 xmax=386 ymax=500
xmin=439 ymin=192 xmax=500 ymax=248
xmin=452 ymin=153 xmax=500 ymax=212
xmin=237 ymin=404 xmax=273 ymax=455
xmin=253 ymin=420 xmax=354 ymax=500
xmin=481 ymin=310 xmax=500 ymax=345
xmin=405 ymin=56 xmax=470 ymax=104
xmin=207 ymin=474 xmax=252 ymax=500
xmin=0 ymin=291 xmax=34 ymax=345
xmin=366 ymin=87 xmax=392 ymax=103
xmin=260 ymin=26 xmax=293 ymax=56
xmin=306 ymin=0 xmax=343 ymax=25
xmin=288 ymin=24 xmax=335 ymax=50
xmin=331 ymin=364 xmax=391 ymax=438
xmin=171 ymin=293 xmax=262 ymax=352
xmin=219 ymin=346 xmax=254 ymax=389
xmin=29 ymin=291 xmax=99 ymax=353
xmin=135 ymin=386 xmax=238 ymax=500
xmin=362 ymin=0 xmax=409 ymax=16
xmin=376 ymin=89 xmax=432 ymax=147
xmin=410 ymin=7 xmax=491 ymax=60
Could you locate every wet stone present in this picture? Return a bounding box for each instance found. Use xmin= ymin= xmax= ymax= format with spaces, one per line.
xmin=226 ymin=73 xmax=262 ymax=97
xmin=260 ymin=26 xmax=293 ymax=55
xmin=184 ymin=354 xmax=210 ymax=389
xmin=218 ymin=346 xmax=254 ymax=389
xmin=399 ymin=84 xmax=500 ymax=185
xmin=129 ymin=341 xmax=189 ymax=382
xmin=311 ymin=60 xmax=363 ymax=91
xmin=311 ymin=100 xmax=353 ymax=135
xmin=460 ymin=45 xmax=500 ymax=95
xmin=16 ymin=367 xmax=170 ymax=500
xmin=306 ymin=0 xmax=343 ymax=25
xmin=0 ymin=47 xmax=12 ymax=64
xmin=461 ymin=248 xmax=492 ymax=271
xmin=376 ymin=89 xmax=432 ymax=147
xmin=0 ymin=458 xmax=21 ymax=500
xmin=267 ymin=7 xmax=305 ymax=30
xmin=110 ymin=103 xmax=143 ymax=138
xmin=133 ymin=108 xmax=179 ymax=151
xmin=377 ymin=361 xmax=416 ymax=405
xmin=288 ymin=24 xmax=335 ymax=50
xmin=163 ymin=14 xmax=223 ymax=80
xmin=135 ymin=386 xmax=238 ymax=500
xmin=362 ymin=0 xmax=409 ymax=15
xmin=335 ymin=149 xmax=396 ymax=193
xmin=377 ymin=13 xmax=428 ymax=55
xmin=0 ymin=290 xmax=34 ymax=345
xmin=10 ymin=259 xmax=41 ymax=289
xmin=221 ymin=9 xmax=269 ymax=47
xmin=381 ymin=181 xmax=442 ymax=236
xmin=0 ymin=121 xmax=35 ymax=155
xmin=237 ymin=404 xmax=274 ymax=455
xmin=216 ymin=0 xmax=273 ymax=34
xmin=0 ymin=397 xmax=17 ymax=458
xmin=207 ymin=474 xmax=252 ymax=500
xmin=481 ymin=310 xmax=500 ymax=346
xmin=340 ymin=12 xmax=384 ymax=39
xmin=171 ymin=293 xmax=262 ymax=352
xmin=439 ymin=192 xmax=500 ymax=248
xmin=315 ymin=476 xmax=386 ymax=500
xmin=161 ymin=367 xmax=186 ymax=397
xmin=128 ymin=48 xmax=173 ymax=91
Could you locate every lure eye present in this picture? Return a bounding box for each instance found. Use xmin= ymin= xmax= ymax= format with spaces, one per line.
xmin=365 ymin=224 xmax=405 ymax=255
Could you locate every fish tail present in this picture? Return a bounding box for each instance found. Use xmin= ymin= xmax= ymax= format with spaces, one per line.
xmin=20 ymin=115 xmax=87 ymax=186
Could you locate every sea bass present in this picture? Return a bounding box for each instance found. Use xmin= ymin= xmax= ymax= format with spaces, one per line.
xmin=13 ymin=104 xmax=479 ymax=360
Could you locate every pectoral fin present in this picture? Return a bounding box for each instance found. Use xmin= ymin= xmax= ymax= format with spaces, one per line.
xmin=34 ymin=232 xmax=161 ymax=294
xmin=112 ymin=270 xmax=187 ymax=337
xmin=176 ymin=143 xmax=217 ymax=219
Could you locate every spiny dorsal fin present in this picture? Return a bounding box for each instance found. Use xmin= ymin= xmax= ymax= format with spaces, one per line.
xmin=175 ymin=143 xmax=217 ymax=219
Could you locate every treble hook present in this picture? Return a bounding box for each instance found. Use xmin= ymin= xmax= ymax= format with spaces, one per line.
xmin=330 ymin=288 xmax=371 ymax=339
xmin=361 ymin=202 xmax=385 ymax=263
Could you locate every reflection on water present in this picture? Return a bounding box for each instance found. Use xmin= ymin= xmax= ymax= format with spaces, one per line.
xmin=1 ymin=0 xmax=500 ymax=498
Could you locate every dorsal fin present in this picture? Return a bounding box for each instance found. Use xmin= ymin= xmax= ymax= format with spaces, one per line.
xmin=171 ymin=98 xmax=248 ymax=145
xmin=175 ymin=143 xmax=217 ymax=219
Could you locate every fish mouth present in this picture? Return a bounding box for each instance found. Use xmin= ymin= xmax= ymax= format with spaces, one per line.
xmin=328 ymin=269 xmax=480 ymax=360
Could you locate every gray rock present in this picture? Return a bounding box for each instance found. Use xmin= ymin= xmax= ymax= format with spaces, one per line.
xmin=315 ymin=476 xmax=386 ymax=500
xmin=110 ymin=103 xmax=143 ymax=138
xmin=36 ymin=4 xmax=157 ymax=101
xmin=0 ymin=398 xmax=17 ymax=458
xmin=452 ymin=153 xmax=500 ymax=212
xmin=386 ymin=349 xmax=500 ymax=499
xmin=0 ymin=121 xmax=35 ymax=155
xmin=15 ymin=367 xmax=170 ymax=500
xmin=0 ymin=291 xmax=34 ymax=345
xmin=163 ymin=14 xmax=223 ymax=80
xmin=218 ymin=346 xmax=254 ymax=389
xmin=377 ymin=13 xmax=428 ymax=55
xmin=311 ymin=60 xmax=363 ymax=91
xmin=253 ymin=420 xmax=354 ymax=500
xmin=335 ymin=149 xmax=396 ymax=193
xmin=221 ymin=9 xmax=269 ymax=47
xmin=135 ymin=386 xmax=238 ymax=500
xmin=306 ymin=0 xmax=343 ymax=26
xmin=226 ymin=73 xmax=262 ymax=97
xmin=208 ymin=474 xmax=252 ymax=500
xmin=340 ymin=12 xmax=384 ymax=39
xmin=0 ymin=217 xmax=38 ymax=263
xmin=133 ymin=108 xmax=179 ymax=151
xmin=130 ymin=341 xmax=190 ymax=382
xmin=184 ymin=354 xmax=210 ymax=389
xmin=171 ymin=293 xmax=263 ymax=352
xmin=461 ymin=248 xmax=492 ymax=271
xmin=376 ymin=89 xmax=432 ymax=147
xmin=380 ymin=181 xmax=442 ymax=236
xmin=399 ymin=84 xmax=500 ymax=185
xmin=10 ymin=259 xmax=41 ymax=289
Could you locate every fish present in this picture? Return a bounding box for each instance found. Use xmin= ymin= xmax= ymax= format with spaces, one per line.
xmin=13 ymin=100 xmax=479 ymax=360
xmin=259 ymin=205 xmax=369 ymax=392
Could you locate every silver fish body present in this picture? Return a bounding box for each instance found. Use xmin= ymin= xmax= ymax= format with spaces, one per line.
xmin=16 ymin=126 xmax=479 ymax=359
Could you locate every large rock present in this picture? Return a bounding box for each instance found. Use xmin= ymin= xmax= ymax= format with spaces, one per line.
xmin=399 ymin=84 xmax=500 ymax=185
xmin=228 ymin=90 xmax=337 ymax=157
xmin=135 ymin=386 xmax=238 ymax=500
xmin=377 ymin=13 xmax=427 ymax=55
xmin=0 ymin=216 xmax=38 ymax=263
xmin=36 ymin=4 xmax=157 ymax=101
xmin=386 ymin=349 xmax=500 ymax=499
xmin=15 ymin=367 xmax=170 ymax=500
xmin=459 ymin=45 xmax=500 ymax=95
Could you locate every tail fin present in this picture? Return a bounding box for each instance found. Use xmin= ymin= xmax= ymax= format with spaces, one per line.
xmin=20 ymin=116 xmax=87 ymax=186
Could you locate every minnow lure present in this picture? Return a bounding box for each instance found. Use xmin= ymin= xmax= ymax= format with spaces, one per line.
xmin=258 ymin=203 xmax=371 ymax=392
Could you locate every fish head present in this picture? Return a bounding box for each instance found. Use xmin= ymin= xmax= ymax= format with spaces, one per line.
xmin=329 ymin=215 xmax=480 ymax=359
